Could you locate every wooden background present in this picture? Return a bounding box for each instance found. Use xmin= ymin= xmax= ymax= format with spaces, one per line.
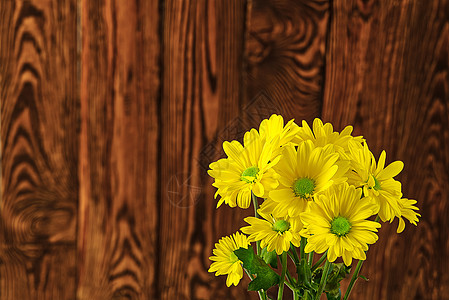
xmin=1 ymin=0 xmax=448 ymax=299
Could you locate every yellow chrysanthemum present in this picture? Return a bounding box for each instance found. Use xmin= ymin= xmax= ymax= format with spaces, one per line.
xmin=293 ymin=118 xmax=364 ymax=159
xmin=262 ymin=141 xmax=342 ymax=218
xmin=259 ymin=114 xmax=300 ymax=155
xmin=208 ymin=232 xmax=250 ymax=287
xmin=396 ymin=198 xmax=420 ymax=233
xmin=347 ymin=141 xmax=403 ymax=222
xmin=208 ymin=129 xmax=280 ymax=208
xmin=300 ymin=183 xmax=380 ymax=266
xmin=241 ymin=213 xmax=301 ymax=255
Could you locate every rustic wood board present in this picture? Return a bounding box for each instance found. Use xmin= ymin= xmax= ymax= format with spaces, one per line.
xmin=322 ymin=0 xmax=449 ymax=298
xmin=0 ymin=0 xmax=447 ymax=299
xmin=77 ymin=0 xmax=160 ymax=298
xmin=0 ymin=0 xmax=79 ymax=298
xmin=245 ymin=0 xmax=329 ymax=126
xmin=0 ymin=0 xmax=78 ymax=298
xmin=159 ymin=0 xmax=254 ymax=299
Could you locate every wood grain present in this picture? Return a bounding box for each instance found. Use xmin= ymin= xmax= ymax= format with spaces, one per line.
xmin=1 ymin=0 xmax=448 ymax=299
xmin=0 ymin=0 xmax=78 ymax=298
xmin=159 ymin=0 xmax=254 ymax=299
xmin=322 ymin=0 xmax=449 ymax=299
xmin=77 ymin=0 xmax=160 ymax=298
xmin=245 ymin=0 xmax=329 ymax=126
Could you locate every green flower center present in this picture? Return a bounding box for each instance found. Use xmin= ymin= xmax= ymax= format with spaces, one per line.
xmin=272 ymin=220 xmax=291 ymax=233
xmin=372 ymin=176 xmax=381 ymax=191
xmin=293 ymin=178 xmax=315 ymax=198
xmin=241 ymin=166 xmax=259 ymax=183
xmin=230 ymin=251 xmax=239 ymax=263
xmin=330 ymin=216 xmax=351 ymax=237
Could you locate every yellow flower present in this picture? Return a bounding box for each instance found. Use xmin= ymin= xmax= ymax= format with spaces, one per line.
xmin=300 ymin=183 xmax=380 ymax=266
xmin=208 ymin=129 xmax=280 ymax=208
xmin=347 ymin=141 xmax=403 ymax=222
xmin=293 ymin=118 xmax=364 ymax=159
xmin=262 ymin=141 xmax=341 ymax=218
xmin=241 ymin=212 xmax=301 ymax=255
xmin=259 ymin=114 xmax=300 ymax=155
xmin=396 ymin=198 xmax=420 ymax=233
xmin=208 ymin=232 xmax=250 ymax=287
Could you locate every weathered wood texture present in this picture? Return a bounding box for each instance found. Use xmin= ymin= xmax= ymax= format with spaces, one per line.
xmin=78 ymin=0 xmax=160 ymax=299
xmin=322 ymin=0 xmax=449 ymax=299
xmin=245 ymin=0 xmax=329 ymax=126
xmin=159 ymin=1 xmax=252 ymax=299
xmin=1 ymin=0 xmax=448 ymax=299
xmin=0 ymin=0 xmax=78 ymax=299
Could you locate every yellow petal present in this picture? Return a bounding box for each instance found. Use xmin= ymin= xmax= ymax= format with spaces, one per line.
xmin=252 ymin=182 xmax=265 ymax=198
xmin=377 ymin=161 xmax=404 ymax=180
xmin=376 ymin=151 xmax=386 ymax=174
xmin=397 ymin=217 xmax=405 ymax=233
xmin=269 ymin=188 xmax=295 ymax=203
xmin=223 ymin=141 xmax=245 ymax=166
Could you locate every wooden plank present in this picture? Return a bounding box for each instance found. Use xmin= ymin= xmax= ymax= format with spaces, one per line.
xmin=243 ymin=1 xmax=330 ymax=298
xmin=0 ymin=245 xmax=76 ymax=299
xmin=0 ymin=0 xmax=78 ymax=298
xmin=322 ymin=0 xmax=449 ymax=298
xmin=77 ymin=0 xmax=160 ymax=298
xmin=159 ymin=1 xmax=253 ymax=298
xmin=245 ymin=0 xmax=330 ymax=125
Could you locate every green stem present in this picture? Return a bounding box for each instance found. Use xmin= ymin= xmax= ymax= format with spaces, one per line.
xmin=302 ymin=290 xmax=313 ymax=300
xmin=245 ymin=269 xmax=267 ymax=300
xmin=289 ymin=244 xmax=301 ymax=282
xmin=293 ymin=290 xmax=300 ymax=300
xmin=278 ymin=252 xmax=288 ymax=299
xmin=244 ymin=268 xmax=254 ymax=280
xmin=251 ymin=192 xmax=261 ymax=255
xmin=300 ymin=237 xmax=306 ymax=261
xmin=283 ymin=274 xmax=298 ymax=299
xmin=284 ymin=279 xmax=295 ymax=291
xmin=311 ymin=251 xmax=327 ymax=272
xmin=308 ymin=251 xmax=314 ymax=267
xmin=252 ymin=191 xmax=261 ymax=218
xmin=315 ymin=260 xmax=331 ymax=300
xmin=343 ymin=260 xmax=363 ymax=300
xmin=286 ymin=269 xmax=296 ymax=286
xmin=374 ymin=215 xmax=380 ymax=222
xmin=289 ymin=244 xmax=301 ymax=263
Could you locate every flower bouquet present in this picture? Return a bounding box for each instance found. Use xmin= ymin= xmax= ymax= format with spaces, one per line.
xmin=208 ymin=115 xmax=420 ymax=300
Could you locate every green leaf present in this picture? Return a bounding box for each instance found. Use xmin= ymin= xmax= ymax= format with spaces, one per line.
xmin=311 ymin=263 xmax=333 ymax=289
xmin=260 ymin=247 xmax=278 ymax=268
xmin=358 ymin=275 xmax=369 ymax=281
xmin=234 ymin=247 xmax=280 ymax=291
xmin=325 ymin=288 xmax=341 ymax=300
xmin=302 ymin=289 xmax=313 ymax=300
xmin=324 ymin=263 xmax=351 ymax=297
xmin=299 ymin=258 xmax=314 ymax=290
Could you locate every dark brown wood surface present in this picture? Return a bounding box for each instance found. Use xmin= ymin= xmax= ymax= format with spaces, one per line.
xmin=159 ymin=1 xmax=251 ymax=298
xmin=246 ymin=0 xmax=329 ymax=125
xmin=322 ymin=0 xmax=449 ymax=299
xmin=1 ymin=0 xmax=448 ymax=299
xmin=78 ymin=0 xmax=160 ymax=299
xmin=0 ymin=0 xmax=78 ymax=298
